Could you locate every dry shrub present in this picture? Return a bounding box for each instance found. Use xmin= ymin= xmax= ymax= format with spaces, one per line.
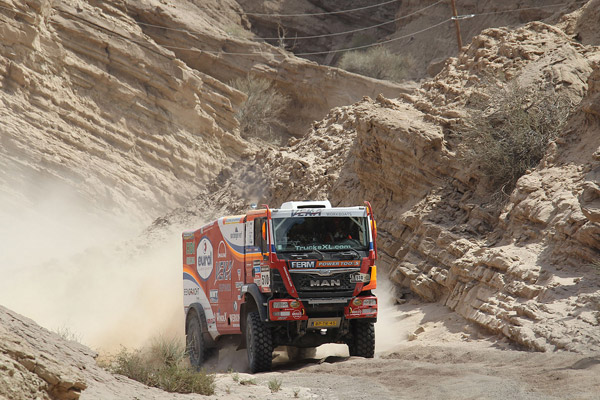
xmin=337 ymin=45 xmax=412 ymax=82
xmin=461 ymin=83 xmax=571 ymax=197
xmin=230 ymin=75 xmax=289 ymax=143
xmin=108 ymin=337 xmax=215 ymax=395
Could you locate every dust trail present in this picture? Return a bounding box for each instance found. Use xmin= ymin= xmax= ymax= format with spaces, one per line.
xmin=312 ymin=274 xmax=408 ymax=359
xmin=0 ymin=176 xmax=192 ymax=351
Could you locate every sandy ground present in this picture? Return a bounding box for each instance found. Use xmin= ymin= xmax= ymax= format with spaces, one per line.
xmin=190 ymin=283 xmax=600 ymax=400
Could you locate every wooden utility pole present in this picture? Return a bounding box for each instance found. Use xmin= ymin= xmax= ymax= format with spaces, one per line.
xmin=450 ymin=0 xmax=463 ymax=52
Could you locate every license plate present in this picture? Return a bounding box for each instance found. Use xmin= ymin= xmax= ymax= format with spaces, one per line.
xmin=308 ymin=318 xmax=340 ymax=329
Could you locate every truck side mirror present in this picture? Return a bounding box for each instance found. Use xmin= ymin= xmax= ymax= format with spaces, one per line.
xmin=261 ymin=221 xmax=269 ymax=260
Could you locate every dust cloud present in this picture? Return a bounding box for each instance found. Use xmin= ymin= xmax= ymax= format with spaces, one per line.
xmin=0 ymin=176 xmax=191 ymax=352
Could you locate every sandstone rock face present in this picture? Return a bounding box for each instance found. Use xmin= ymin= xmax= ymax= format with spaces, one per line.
xmin=2 ymin=0 xmax=600 ymax=379
xmin=356 ymin=25 xmax=600 ymax=352
xmin=0 ymin=304 xmax=183 ymax=400
xmin=127 ymin=0 xmax=410 ymax=140
xmin=236 ymin=0 xmax=588 ymax=78
xmin=0 ymin=0 xmax=410 ymax=225
xmin=0 ymin=0 xmax=248 ymax=223
xmin=165 ymin=19 xmax=600 ymax=353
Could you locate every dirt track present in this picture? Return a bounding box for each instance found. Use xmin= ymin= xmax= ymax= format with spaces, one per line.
xmin=251 ymin=346 xmax=600 ymax=400
xmin=199 ymin=296 xmax=600 ymax=400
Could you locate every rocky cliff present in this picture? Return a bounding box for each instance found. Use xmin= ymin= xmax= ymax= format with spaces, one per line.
xmin=237 ymin=0 xmax=590 ymax=78
xmin=162 ymin=10 xmax=600 ymax=353
xmin=2 ymin=0 xmax=600 ymax=380
xmin=0 ymin=0 xmax=405 ymax=227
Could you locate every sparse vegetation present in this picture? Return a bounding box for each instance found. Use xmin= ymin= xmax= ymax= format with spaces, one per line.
xmin=239 ymin=377 xmax=257 ymax=385
xmin=224 ymin=24 xmax=253 ymax=39
xmin=54 ymin=326 xmax=82 ymax=343
xmin=337 ymin=45 xmax=413 ymax=82
xmin=268 ymin=378 xmax=283 ymax=393
xmin=348 ymin=33 xmax=376 ymax=49
xmin=460 ymin=82 xmax=571 ymax=198
xmin=230 ymin=75 xmax=290 ymax=144
xmin=107 ymin=337 xmax=215 ymax=395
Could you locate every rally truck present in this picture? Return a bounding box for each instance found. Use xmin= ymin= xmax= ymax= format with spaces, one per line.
xmin=182 ymin=200 xmax=378 ymax=372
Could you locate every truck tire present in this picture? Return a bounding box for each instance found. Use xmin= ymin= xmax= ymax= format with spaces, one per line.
xmin=348 ymin=321 xmax=375 ymax=358
xmin=246 ymin=311 xmax=273 ymax=373
xmin=186 ymin=311 xmax=208 ymax=369
xmin=286 ymin=346 xmax=317 ymax=360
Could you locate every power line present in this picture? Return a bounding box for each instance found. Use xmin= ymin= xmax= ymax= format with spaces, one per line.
xmin=0 ymin=0 xmax=589 ymax=60
xmin=458 ymin=0 xmax=587 ymax=18
xmin=240 ymin=0 xmax=402 ymax=17
xmin=135 ymin=0 xmax=444 ymax=41
xmin=295 ymin=19 xmax=452 ymax=56
xmin=135 ymin=18 xmax=452 ymax=57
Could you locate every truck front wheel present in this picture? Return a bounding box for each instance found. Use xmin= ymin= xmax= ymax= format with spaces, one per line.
xmin=246 ymin=311 xmax=273 ymax=372
xmin=186 ymin=311 xmax=207 ymax=369
xmin=348 ymin=321 xmax=375 ymax=358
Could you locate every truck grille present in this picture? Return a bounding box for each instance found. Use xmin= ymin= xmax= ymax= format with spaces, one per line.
xmin=290 ymin=270 xmax=356 ymax=297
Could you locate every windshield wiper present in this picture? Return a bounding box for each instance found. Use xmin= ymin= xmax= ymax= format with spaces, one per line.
xmin=341 ymin=248 xmax=361 ymax=259
xmin=310 ymin=248 xmax=325 ymax=260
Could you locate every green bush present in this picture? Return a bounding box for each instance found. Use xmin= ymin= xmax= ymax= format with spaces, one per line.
xmin=337 ymin=45 xmax=412 ymax=82
xmin=230 ymin=75 xmax=289 ymax=143
xmin=268 ymin=378 xmax=282 ymax=393
xmin=461 ymin=83 xmax=571 ymax=197
xmin=108 ymin=337 xmax=215 ymax=395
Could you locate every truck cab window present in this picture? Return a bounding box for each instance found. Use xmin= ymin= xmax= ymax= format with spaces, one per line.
xmin=254 ymin=218 xmax=268 ymax=255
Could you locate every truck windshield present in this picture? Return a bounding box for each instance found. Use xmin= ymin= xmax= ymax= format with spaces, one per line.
xmin=272 ymin=216 xmax=369 ymax=253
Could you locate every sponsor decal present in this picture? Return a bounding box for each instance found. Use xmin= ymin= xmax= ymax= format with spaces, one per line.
xmin=206 ymin=318 xmax=216 ymax=325
xmin=323 ymin=211 xmax=354 ymax=216
xmin=237 ymin=269 xmax=241 ymax=280
xmin=245 ymin=221 xmax=254 ymax=246
xmin=318 ymin=260 xmax=361 ymax=267
xmin=293 ymin=244 xmax=352 ymax=251
xmin=196 ymin=237 xmax=213 ymax=280
xmin=261 ymin=271 xmax=271 ymax=287
xmin=183 ymin=232 xmax=194 ymax=239
xmin=184 ymin=288 xmax=199 ymax=296
xmin=230 ymin=314 xmax=240 ymax=323
xmin=216 ymin=313 xmax=227 ymax=323
xmin=215 ymin=260 xmax=233 ymax=281
xmin=350 ymin=272 xmax=370 ymax=283
xmin=233 ymin=301 xmax=238 ymax=312
xmin=230 ymin=227 xmax=243 ymax=240
xmin=185 ymin=256 xmax=195 ymax=265
xmin=290 ymin=260 xmax=317 ymax=269
xmin=291 ymin=209 xmax=322 ymax=217
xmin=218 ymin=241 xmax=226 ymax=258
xmin=252 ymin=266 xmax=261 ymax=276
xmin=235 ymin=281 xmax=243 ymax=289
xmin=209 ymin=289 xmax=218 ymax=303
xmin=219 ymin=283 xmax=231 ymax=292
xmin=185 ymin=241 xmax=195 ymax=254
xmin=261 ymin=265 xmax=269 ymax=272
xmin=292 ymin=309 xmax=303 ymax=319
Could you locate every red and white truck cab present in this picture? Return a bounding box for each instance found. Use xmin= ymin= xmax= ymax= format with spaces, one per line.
xmin=182 ymin=200 xmax=378 ymax=372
